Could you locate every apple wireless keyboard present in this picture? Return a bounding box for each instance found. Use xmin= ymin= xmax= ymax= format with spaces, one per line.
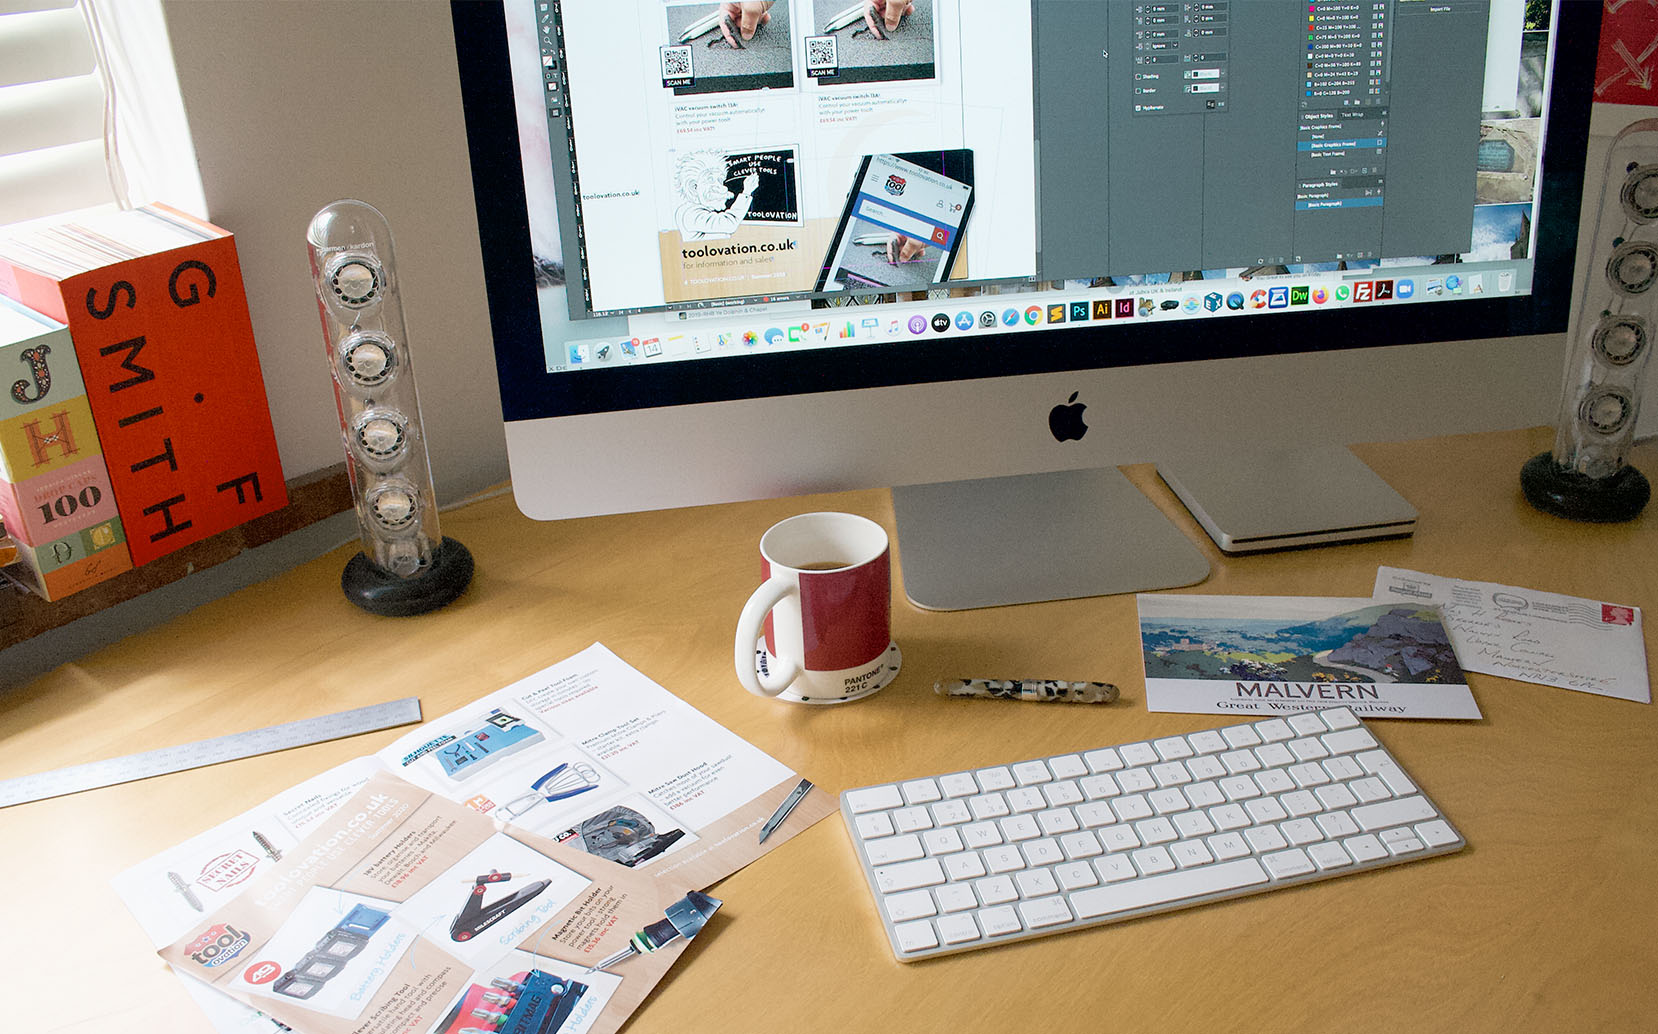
xmin=840 ymin=707 xmax=1463 ymax=960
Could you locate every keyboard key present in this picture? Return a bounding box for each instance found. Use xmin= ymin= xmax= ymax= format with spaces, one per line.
xmin=1059 ymin=831 xmax=1103 ymax=859
xmin=1173 ymin=811 xmax=1216 ymax=839
xmin=1012 ymin=760 xmax=1053 ymax=785
xmin=884 ymin=890 xmax=937 ymax=922
xmin=1135 ymin=817 xmax=1178 ymax=845
xmin=1308 ymin=842 xmax=1352 ymax=871
xmin=854 ymin=812 xmax=895 ymax=839
xmin=1221 ymin=724 xmax=1262 ymax=748
xmin=901 ymin=778 xmax=942 ymax=804
xmin=1343 ymin=834 xmax=1388 ymax=863
xmin=874 ymin=858 xmax=945 ymax=893
xmin=1043 ymin=781 xmax=1084 ymax=808
xmin=931 ymin=800 xmax=972 ymax=825
xmin=1076 ymin=801 xmax=1116 ymax=828
xmin=1056 ymin=861 xmax=1099 ymax=890
xmin=939 ymin=773 xmax=978 ymax=798
xmin=1416 ymin=820 xmax=1459 ymax=847
xmin=1036 ymin=808 xmax=1081 ymax=835
xmin=936 ymin=913 xmax=981 ymax=945
xmin=961 ymin=821 xmax=1002 ymax=849
xmin=1018 ymin=896 xmax=1073 ymax=928
xmin=1255 ymin=718 xmax=1294 ymax=742
xmin=1280 ymin=818 xmax=1323 ymax=845
xmin=1000 ymin=814 xmax=1040 ymax=841
xmin=1314 ymin=784 xmax=1357 ymax=810
xmin=922 ymin=828 xmax=965 ymax=855
xmin=983 ymin=846 xmax=1026 ymax=873
xmin=1116 ymin=769 xmax=1156 ymax=793
xmin=1220 ymin=749 xmax=1261 ymax=774
xmin=1098 ymin=824 xmax=1140 ymax=852
xmin=1262 ymin=848 xmax=1315 ymax=879
xmin=979 ymin=905 xmax=1022 ymax=937
xmin=1320 ymin=707 xmax=1360 ymax=729
xmin=1288 ymin=712 xmax=1327 ymax=736
xmin=942 ymin=853 xmax=987 ymax=881
xmin=1015 ymin=868 xmax=1060 ymax=898
xmin=1049 ymin=754 xmax=1088 ymax=780
xmin=1095 ymin=854 xmax=1137 ymax=883
xmin=935 ymin=883 xmax=978 ymax=912
xmin=968 ymin=793 xmax=1010 ymax=820
xmin=1171 ymin=840 xmax=1214 ymax=868
xmin=976 ymin=766 xmax=1016 ymax=792
xmin=847 ymin=785 xmax=903 ymax=813
xmin=1322 ymin=727 xmax=1378 ymax=755
xmin=1132 ymin=846 xmax=1176 ymax=875
xmin=1083 ymin=747 xmax=1124 ymax=772
xmin=1315 ymin=811 xmax=1359 ymax=839
xmin=894 ymin=919 xmax=939 ymax=953
xmin=1007 ymin=787 xmax=1047 ymax=813
xmin=1151 ymin=762 xmax=1192 ymax=787
xmin=1022 ymin=838 xmax=1064 ymax=867
xmin=1153 ymin=736 xmax=1194 ymax=761
xmin=1113 ymin=795 xmax=1154 ymax=822
xmin=974 ymin=875 xmax=1018 ymax=905
xmin=1188 ymin=730 xmax=1228 ymax=754
xmin=892 ymin=806 xmax=934 ymax=833
xmin=866 ymin=834 xmax=924 ymax=865
xmin=1079 ymin=774 xmax=1120 ymax=800
xmin=1207 ymin=832 xmax=1250 ymax=860
xmin=1071 ymin=859 xmax=1268 ymax=918
xmin=1119 ymin=743 xmax=1158 ymax=766
xmin=1185 ymin=781 xmax=1225 ymax=808
xmin=1351 ymin=795 xmax=1436 ymax=832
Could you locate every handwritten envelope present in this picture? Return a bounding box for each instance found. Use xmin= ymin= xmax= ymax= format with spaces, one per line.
xmin=1373 ymin=567 xmax=1650 ymax=704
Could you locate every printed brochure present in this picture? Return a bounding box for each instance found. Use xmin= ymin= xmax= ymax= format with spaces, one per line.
xmin=114 ymin=643 xmax=835 ymax=1034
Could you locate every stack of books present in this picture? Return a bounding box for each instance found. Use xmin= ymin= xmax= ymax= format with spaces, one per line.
xmin=0 ymin=203 xmax=286 ymax=599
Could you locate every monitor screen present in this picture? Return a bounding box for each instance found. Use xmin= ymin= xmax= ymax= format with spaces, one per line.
xmin=453 ymin=0 xmax=1595 ymax=602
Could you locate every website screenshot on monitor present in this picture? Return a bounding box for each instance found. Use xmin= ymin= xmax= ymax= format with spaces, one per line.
xmin=510 ymin=0 xmax=1553 ymax=374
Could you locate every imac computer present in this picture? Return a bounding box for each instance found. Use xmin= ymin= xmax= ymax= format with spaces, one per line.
xmin=452 ymin=0 xmax=1596 ymax=609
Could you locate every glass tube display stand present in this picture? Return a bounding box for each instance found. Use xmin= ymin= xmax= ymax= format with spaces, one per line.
xmin=1523 ymin=120 xmax=1656 ymax=521
xmin=307 ymin=200 xmax=473 ymax=613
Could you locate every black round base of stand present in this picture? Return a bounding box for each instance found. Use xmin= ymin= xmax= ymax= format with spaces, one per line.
xmin=342 ymin=537 xmax=475 ymax=616
xmin=1520 ymin=452 xmax=1651 ymax=523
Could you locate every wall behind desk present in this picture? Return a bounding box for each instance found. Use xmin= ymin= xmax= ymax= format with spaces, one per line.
xmin=160 ymin=0 xmax=509 ymax=500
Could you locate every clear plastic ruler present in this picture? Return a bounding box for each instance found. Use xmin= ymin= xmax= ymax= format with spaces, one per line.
xmin=0 ymin=696 xmax=423 ymax=808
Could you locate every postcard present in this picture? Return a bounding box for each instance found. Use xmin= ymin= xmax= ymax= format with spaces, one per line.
xmin=1373 ymin=567 xmax=1649 ymax=703
xmin=1137 ymin=595 xmax=1481 ymax=720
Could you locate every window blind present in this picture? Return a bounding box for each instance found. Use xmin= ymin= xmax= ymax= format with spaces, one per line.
xmin=0 ymin=0 xmax=118 ymax=225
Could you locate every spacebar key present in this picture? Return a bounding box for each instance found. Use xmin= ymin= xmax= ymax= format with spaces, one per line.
xmin=1070 ymin=859 xmax=1269 ymax=919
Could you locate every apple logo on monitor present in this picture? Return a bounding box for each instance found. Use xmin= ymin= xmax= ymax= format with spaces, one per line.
xmin=1049 ymin=392 xmax=1088 ymax=442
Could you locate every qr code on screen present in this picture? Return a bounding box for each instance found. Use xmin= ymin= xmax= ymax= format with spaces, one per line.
xmin=660 ymin=44 xmax=693 ymax=85
xmin=805 ymin=34 xmax=837 ymax=75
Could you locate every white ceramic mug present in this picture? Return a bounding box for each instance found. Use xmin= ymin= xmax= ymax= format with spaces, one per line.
xmin=734 ymin=512 xmax=901 ymax=703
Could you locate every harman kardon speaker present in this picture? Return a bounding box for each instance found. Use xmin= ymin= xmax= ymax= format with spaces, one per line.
xmin=307 ymin=200 xmax=473 ymax=614
xmin=1522 ymin=120 xmax=1656 ymax=521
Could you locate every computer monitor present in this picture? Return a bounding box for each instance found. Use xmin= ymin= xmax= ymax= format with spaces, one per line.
xmin=453 ymin=0 xmax=1595 ymax=609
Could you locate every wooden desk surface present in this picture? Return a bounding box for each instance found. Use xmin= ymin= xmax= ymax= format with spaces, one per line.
xmin=3 ymin=426 xmax=1655 ymax=1034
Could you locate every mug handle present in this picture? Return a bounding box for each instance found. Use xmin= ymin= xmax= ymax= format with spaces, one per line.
xmin=734 ymin=576 xmax=799 ymax=697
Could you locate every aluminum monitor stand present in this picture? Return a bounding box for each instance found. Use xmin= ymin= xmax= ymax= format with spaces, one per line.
xmin=892 ymin=466 xmax=1211 ymax=611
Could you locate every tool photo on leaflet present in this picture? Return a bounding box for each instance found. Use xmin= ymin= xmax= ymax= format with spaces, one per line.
xmin=451 ymin=871 xmax=551 ymax=942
